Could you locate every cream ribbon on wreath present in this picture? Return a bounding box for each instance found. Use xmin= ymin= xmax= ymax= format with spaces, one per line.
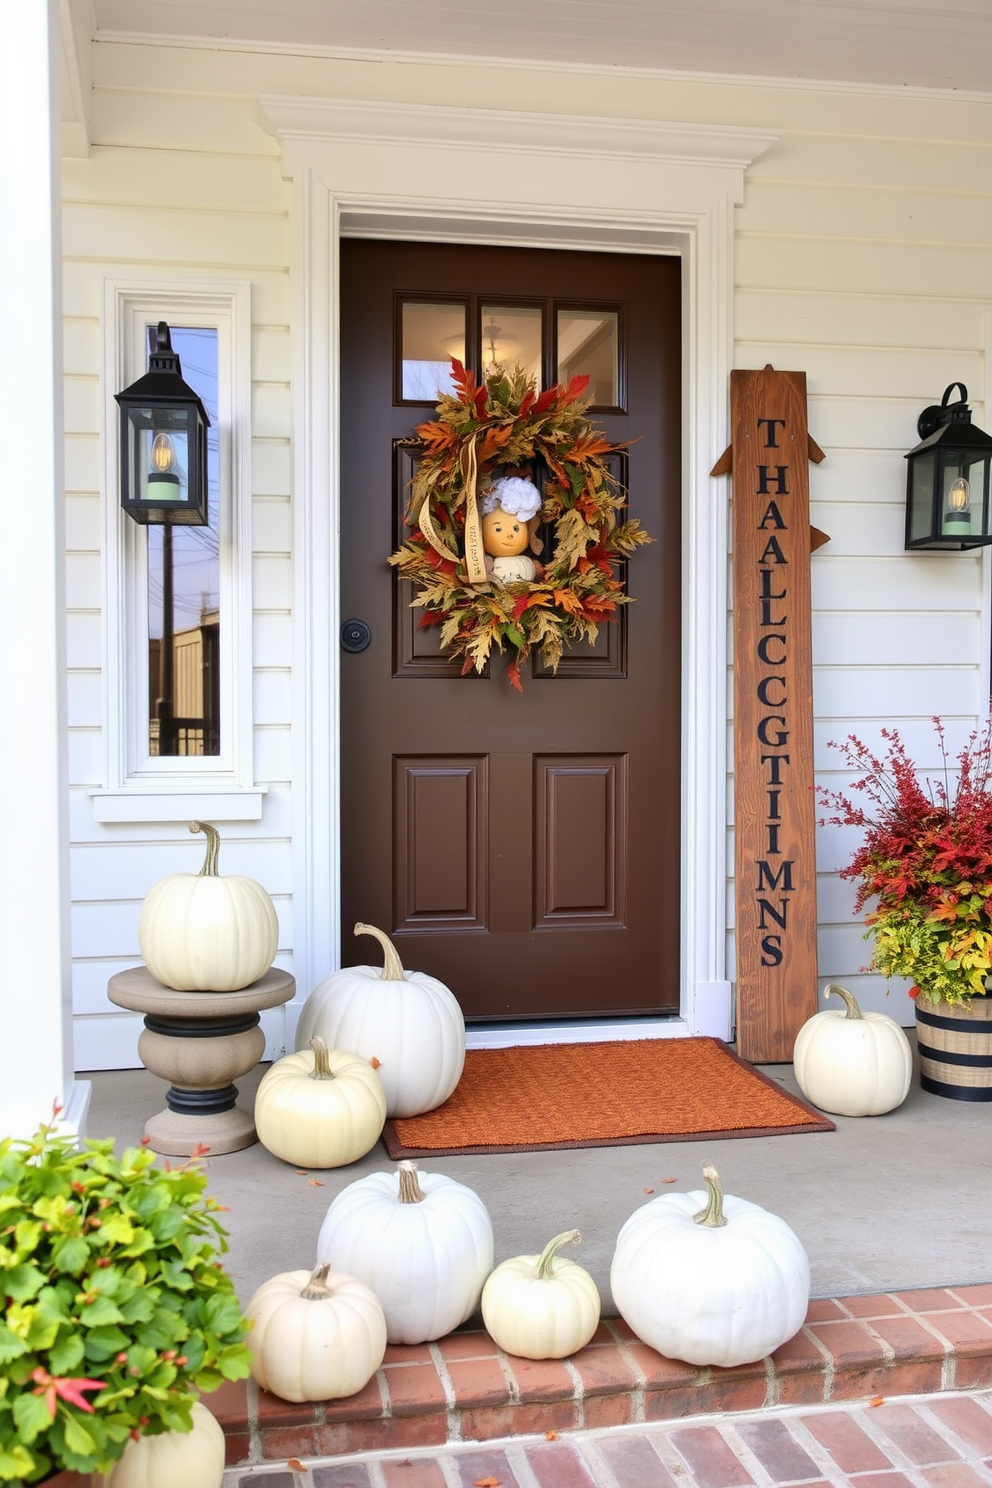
xmin=418 ymin=433 xmax=488 ymax=588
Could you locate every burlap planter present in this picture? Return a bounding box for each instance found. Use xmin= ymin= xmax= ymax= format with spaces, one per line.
xmin=915 ymin=990 xmax=992 ymax=1101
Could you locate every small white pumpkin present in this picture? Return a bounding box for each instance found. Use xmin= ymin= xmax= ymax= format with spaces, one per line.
xmin=295 ymin=923 xmax=465 ymax=1117
xmin=793 ymin=983 xmax=913 ymax=1117
xmin=481 ymin=1229 xmax=601 ymax=1360
xmin=610 ymin=1162 xmax=810 ymax=1368
xmin=96 ymin=1400 xmax=225 ymax=1488
xmin=317 ymin=1160 xmax=494 ymax=1345
xmin=245 ymin=1262 xmax=387 ymax=1403
xmin=138 ymin=821 xmax=278 ymax=992
xmin=254 ymin=1036 xmax=387 ymax=1168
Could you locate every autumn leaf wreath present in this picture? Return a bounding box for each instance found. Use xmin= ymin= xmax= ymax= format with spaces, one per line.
xmin=388 ymin=360 xmax=654 ymax=691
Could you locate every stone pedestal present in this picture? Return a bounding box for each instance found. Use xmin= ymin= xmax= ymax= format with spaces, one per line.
xmin=107 ymin=966 xmax=295 ymax=1155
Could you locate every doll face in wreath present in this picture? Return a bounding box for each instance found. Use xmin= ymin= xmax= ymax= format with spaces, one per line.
xmin=482 ymin=505 xmax=530 ymax=558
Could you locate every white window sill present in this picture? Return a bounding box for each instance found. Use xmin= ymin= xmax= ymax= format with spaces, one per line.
xmin=89 ymin=786 xmax=267 ymax=824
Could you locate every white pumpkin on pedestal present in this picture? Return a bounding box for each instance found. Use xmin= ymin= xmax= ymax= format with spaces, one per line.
xmin=610 ymin=1162 xmax=810 ymax=1367
xmin=138 ymin=821 xmax=278 ymax=991
xmin=295 ymin=924 xmax=465 ymax=1117
xmin=316 ymin=1160 xmax=494 ymax=1344
xmin=793 ymin=983 xmax=913 ymax=1117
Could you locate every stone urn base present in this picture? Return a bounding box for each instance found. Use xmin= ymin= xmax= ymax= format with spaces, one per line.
xmin=107 ymin=965 xmax=295 ymax=1154
xmin=915 ymin=990 xmax=992 ymax=1101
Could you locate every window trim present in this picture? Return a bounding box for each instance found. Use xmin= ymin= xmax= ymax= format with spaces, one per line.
xmin=91 ymin=277 xmax=262 ymax=823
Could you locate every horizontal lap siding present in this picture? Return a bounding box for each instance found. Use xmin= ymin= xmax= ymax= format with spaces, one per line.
xmin=62 ymin=92 xmax=292 ymax=1069
xmin=736 ymin=115 xmax=992 ymax=1020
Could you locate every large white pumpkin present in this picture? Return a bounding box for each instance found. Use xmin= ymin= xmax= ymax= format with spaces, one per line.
xmin=295 ymin=923 xmax=465 ymax=1117
xmin=138 ymin=821 xmax=278 ymax=991
xmin=316 ymin=1160 xmax=494 ymax=1344
xmin=610 ymin=1163 xmax=810 ymax=1367
xmin=793 ymin=983 xmax=913 ymax=1117
xmin=96 ymin=1401 xmax=225 ymax=1488
xmin=254 ymin=1037 xmax=387 ymax=1168
xmin=481 ymin=1229 xmax=601 ymax=1360
xmin=245 ymin=1263 xmax=387 ymax=1403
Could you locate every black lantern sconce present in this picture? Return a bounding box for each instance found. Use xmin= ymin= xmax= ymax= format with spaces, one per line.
xmin=905 ymin=383 xmax=992 ymax=550
xmin=114 ymin=322 xmax=210 ymax=525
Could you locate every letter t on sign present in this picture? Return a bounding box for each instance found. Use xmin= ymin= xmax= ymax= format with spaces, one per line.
xmin=711 ymin=366 xmax=826 ymax=1062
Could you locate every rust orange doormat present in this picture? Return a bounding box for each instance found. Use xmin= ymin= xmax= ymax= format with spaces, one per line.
xmin=381 ymin=1037 xmax=834 ymax=1157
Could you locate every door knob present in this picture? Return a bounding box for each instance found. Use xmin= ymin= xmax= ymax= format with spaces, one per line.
xmin=341 ymin=617 xmax=372 ymax=653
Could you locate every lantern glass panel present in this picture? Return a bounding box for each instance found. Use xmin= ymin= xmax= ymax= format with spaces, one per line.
xmin=907 ymin=451 xmax=936 ymax=545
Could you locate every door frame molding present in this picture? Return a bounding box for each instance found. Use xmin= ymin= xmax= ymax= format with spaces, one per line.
xmin=259 ymin=94 xmax=778 ymax=1039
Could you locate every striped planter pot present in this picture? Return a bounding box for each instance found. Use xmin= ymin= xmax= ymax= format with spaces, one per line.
xmin=915 ymin=991 xmax=992 ymax=1101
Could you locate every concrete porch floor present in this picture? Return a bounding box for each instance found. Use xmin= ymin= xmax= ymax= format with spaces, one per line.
xmin=82 ymin=1036 xmax=992 ymax=1314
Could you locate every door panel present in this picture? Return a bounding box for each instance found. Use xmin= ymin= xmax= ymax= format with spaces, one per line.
xmin=340 ymin=240 xmax=681 ymax=1022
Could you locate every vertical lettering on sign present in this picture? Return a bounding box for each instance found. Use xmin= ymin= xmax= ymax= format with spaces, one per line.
xmin=721 ymin=368 xmax=820 ymax=1062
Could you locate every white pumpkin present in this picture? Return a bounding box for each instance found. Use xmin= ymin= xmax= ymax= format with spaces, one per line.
xmin=317 ymin=1160 xmax=494 ymax=1344
xmin=96 ymin=1400 xmax=225 ymax=1488
xmin=138 ymin=821 xmax=278 ymax=991
xmin=481 ymin=1229 xmax=601 ymax=1360
xmin=245 ymin=1262 xmax=387 ymax=1403
xmin=793 ymin=983 xmax=913 ymax=1117
xmin=610 ymin=1162 xmax=810 ymax=1368
xmin=254 ymin=1037 xmax=387 ymax=1168
xmin=295 ymin=923 xmax=465 ymax=1117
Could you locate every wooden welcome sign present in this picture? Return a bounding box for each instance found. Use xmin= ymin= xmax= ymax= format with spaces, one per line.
xmin=712 ymin=366 xmax=825 ymax=1062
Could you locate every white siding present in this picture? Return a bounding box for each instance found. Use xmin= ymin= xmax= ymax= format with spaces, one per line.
xmin=62 ymin=38 xmax=992 ymax=1062
xmin=61 ymin=101 xmax=293 ymax=1068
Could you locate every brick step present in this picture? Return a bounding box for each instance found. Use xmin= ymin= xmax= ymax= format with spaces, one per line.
xmin=206 ymin=1284 xmax=992 ymax=1469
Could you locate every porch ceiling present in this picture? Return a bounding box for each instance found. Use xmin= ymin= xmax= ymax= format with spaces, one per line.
xmin=88 ymin=0 xmax=992 ymax=94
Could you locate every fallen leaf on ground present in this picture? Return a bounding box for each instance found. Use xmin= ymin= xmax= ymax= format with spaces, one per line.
xmin=643 ymin=1188 xmax=654 ymax=1194
xmin=370 ymin=1056 xmax=381 ymax=1068
xmin=287 ymin=1460 xmax=305 ymax=1472
xmin=308 ymin=1179 xmax=325 ymax=1187
xmin=474 ymin=1479 xmax=500 ymax=1487
xmin=869 ymin=1395 xmax=885 ymax=1407
xmin=661 ymin=1177 xmax=677 ymax=1184
xmin=544 ymin=1430 xmax=558 ymax=1440
xmin=295 ymin=1170 xmax=308 ymax=1176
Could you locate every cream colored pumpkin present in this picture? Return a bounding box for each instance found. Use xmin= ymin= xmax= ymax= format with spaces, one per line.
xmin=254 ymin=1037 xmax=387 ymax=1167
xmin=96 ymin=1400 xmax=225 ymax=1488
xmin=481 ymin=1229 xmax=601 ymax=1360
xmin=793 ymin=983 xmax=912 ymax=1117
xmin=138 ymin=821 xmax=278 ymax=991
xmin=317 ymin=1160 xmax=494 ymax=1344
xmin=611 ymin=1163 xmax=810 ymax=1367
xmin=245 ymin=1262 xmax=387 ymax=1403
xmin=295 ymin=923 xmax=465 ymax=1117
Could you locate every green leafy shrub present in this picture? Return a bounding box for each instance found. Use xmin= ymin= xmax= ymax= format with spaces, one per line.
xmin=0 ymin=1116 xmax=250 ymax=1483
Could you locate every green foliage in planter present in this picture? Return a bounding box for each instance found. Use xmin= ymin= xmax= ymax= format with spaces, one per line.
xmin=0 ymin=1118 xmax=251 ymax=1484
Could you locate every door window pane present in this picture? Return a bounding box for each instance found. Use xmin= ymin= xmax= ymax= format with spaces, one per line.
xmin=557 ymin=308 xmax=620 ymax=407
xmin=480 ymin=304 xmax=542 ymax=384
xmin=401 ymin=301 xmax=466 ymax=400
xmin=146 ymin=325 xmax=220 ymax=756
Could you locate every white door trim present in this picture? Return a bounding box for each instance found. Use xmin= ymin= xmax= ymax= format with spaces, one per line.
xmin=258 ymin=95 xmax=777 ymax=1040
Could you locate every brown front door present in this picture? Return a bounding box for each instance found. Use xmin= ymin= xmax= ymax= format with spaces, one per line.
xmin=340 ymin=240 xmax=681 ymax=1023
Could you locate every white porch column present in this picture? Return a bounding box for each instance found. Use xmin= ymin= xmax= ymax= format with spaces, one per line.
xmin=0 ymin=0 xmax=89 ymax=1139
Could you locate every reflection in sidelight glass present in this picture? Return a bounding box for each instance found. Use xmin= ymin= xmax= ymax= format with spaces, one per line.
xmin=146 ymin=326 xmax=220 ymax=756
xmin=480 ymin=305 xmax=542 ymax=385
xmin=557 ymin=309 xmax=619 ymax=407
xmin=401 ymin=302 xmax=466 ymax=400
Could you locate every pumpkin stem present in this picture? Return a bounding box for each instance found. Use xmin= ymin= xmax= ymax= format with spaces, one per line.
xmin=190 ymin=820 xmax=221 ymax=878
xmin=397 ymin=1160 xmax=426 ymax=1204
xmin=535 ymin=1229 xmax=582 ymax=1281
xmin=692 ymin=1163 xmax=728 ymax=1228
xmin=354 ymin=923 xmax=406 ymax=982
xmin=824 ymin=983 xmax=864 ymax=1020
xmin=308 ymin=1036 xmax=335 ymax=1080
xmin=300 ymin=1263 xmax=334 ymax=1300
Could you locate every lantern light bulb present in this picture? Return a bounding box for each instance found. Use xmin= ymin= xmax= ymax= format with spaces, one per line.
xmin=150 ymin=432 xmax=177 ymax=474
xmin=948 ymin=476 xmax=970 ymax=513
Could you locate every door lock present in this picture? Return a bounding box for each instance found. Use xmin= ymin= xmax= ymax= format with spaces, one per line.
xmin=341 ymin=617 xmax=372 ymax=653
